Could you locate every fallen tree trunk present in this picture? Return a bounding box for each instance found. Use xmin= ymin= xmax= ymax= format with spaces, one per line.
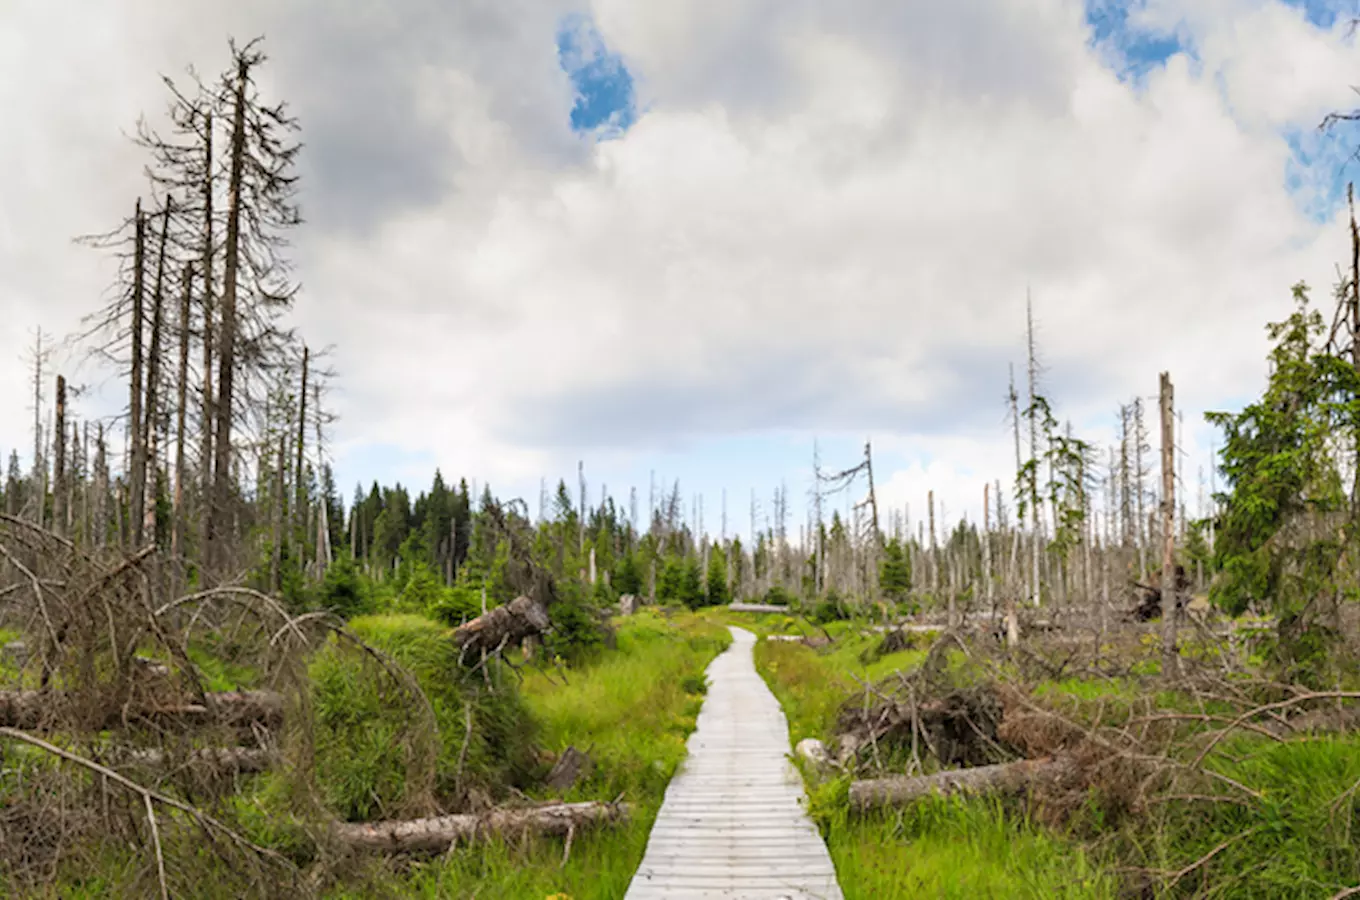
xmin=0 ymin=689 xmax=284 ymax=730
xmin=332 ymin=800 xmax=631 ymax=853
xmin=118 ymin=746 xmax=275 ymax=773
xmin=849 ymin=757 xmax=1076 ymax=811
xmin=452 ymin=595 xmax=551 ymax=660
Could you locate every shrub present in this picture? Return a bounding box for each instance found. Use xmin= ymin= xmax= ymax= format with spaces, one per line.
xmin=545 ymin=580 xmax=611 ymax=664
xmin=315 ymin=554 xmax=373 ymax=620
xmin=305 ymin=614 xmax=536 ymax=821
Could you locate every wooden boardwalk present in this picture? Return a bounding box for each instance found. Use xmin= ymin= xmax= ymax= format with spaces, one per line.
xmin=625 ymin=627 xmax=843 ymax=900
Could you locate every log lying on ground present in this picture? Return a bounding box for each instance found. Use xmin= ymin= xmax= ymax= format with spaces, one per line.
xmin=849 ymin=756 xmax=1077 ymax=812
xmin=117 ymin=746 xmax=275 ymax=773
xmin=0 ymin=689 xmax=284 ymax=730
xmin=332 ymin=800 xmax=631 ymax=853
xmin=453 ymin=595 xmax=551 ymax=660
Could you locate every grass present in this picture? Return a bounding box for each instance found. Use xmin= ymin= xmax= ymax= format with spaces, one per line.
xmin=748 ymin=614 xmax=1360 ymax=898
xmin=1104 ymin=734 xmax=1360 ymax=898
xmin=808 ymin=784 xmax=1118 ymax=899
xmin=18 ymin=608 xmax=728 ymax=899
xmin=751 ymin=625 xmax=1116 ymax=899
xmin=753 ymin=626 xmax=928 ymax=746
xmin=333 ymin=607 xmax=732 ymax=899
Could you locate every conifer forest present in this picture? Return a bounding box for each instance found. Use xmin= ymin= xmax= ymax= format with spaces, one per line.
xmin=8 ymin=13 xmax=1360 ymax=900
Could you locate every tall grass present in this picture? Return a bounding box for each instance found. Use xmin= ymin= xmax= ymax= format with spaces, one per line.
xmin=340 ymin=608 xmax=731 ymax=899
xmin=754 ymin=632 xmax=1115 ymax=899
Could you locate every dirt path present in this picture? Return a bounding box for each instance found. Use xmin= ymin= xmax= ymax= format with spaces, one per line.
xmin=625 ymin=626 xmax=843 ymax=900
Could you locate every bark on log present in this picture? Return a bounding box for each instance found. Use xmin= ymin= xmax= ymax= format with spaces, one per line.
xmin=452 ymin=595 xmax=550 ymax=659
xmin=332 ymin=801 xmax=630 ymax=853
xmin=118 ymin=746 xmax=274 ymax=773
xmin=849 ymin=757 xmax=1075 ymax=811
xmin=0 ymin=689 xmax=284 ymax=730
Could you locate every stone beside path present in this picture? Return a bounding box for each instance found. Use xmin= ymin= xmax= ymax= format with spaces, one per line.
xmin=625 ymin=626 xmax=844 ymax=900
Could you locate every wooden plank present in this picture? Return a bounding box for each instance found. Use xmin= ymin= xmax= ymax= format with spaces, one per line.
xmin=625 ymin=626 xmax=843 ymax=900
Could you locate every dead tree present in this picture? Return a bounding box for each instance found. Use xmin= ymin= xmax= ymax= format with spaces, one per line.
xmin=1160 ymin=373 xmax=1179 ymax=676
xmin=205 ymin=38 xmax=302 ymax=570
xmin=172 ymin=263 xmax=193 ymax=558
xmin=293 ymin=345 xmax=309 ymax=543
xmin=1026 ymin=291 xmax=1042 ymax=608
xmin=142 ymin=197 xmax=173 ymax=545
xmin=130 ymin=203 xmax=147 ymax=546
xmin=51 ymin=376 xmax=67 ymax=538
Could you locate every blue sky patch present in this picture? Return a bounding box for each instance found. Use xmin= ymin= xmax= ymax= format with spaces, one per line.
xmin=1285 ymin=122 xmax=1359 ymax=222
xmin=557 ymin=13 xmax=636 ymax=136
xmin=1084 ymin=0 xmax=1192 ymax=84
xmin=1282 ymin=0 xmax=1346 ymax=29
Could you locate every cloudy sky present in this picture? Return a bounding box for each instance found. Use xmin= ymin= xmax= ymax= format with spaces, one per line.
xmin=3 ymin=0 xmax=1360 ymax=541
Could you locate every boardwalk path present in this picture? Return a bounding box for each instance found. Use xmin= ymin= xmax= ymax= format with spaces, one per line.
xmin=625 ymin=626 xmax=843 ymax=900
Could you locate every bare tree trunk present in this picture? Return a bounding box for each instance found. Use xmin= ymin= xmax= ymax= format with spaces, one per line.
xmin=1135 ymin=398 xmax=1148 ymax=576
xmin=208 ymin=55 xmax=250 ymax=568
xmin=142 ymin=198 xmax=172 ymax=547
xmin=199 ymin=111 xmax=216 ymax=543
xmin=94 ymin=424 xmax=108 ymax=546
xmin=983 ymin=483 xmax=994 ymax=616
xmin=129 ymin=203 xmax=146 ymax=546
xmin=1026 ymin=291 xmax=1042 ymax=608
xmin=1350 ymin=184 xmax=1360 ymax=518
xmin=1159 ymin=372 xmax=1179 ymax=677
xmin=928 ymin=489 xmax=938 ymax=598
xmin=272 ymin=432 xmax=284 ymax=593
xmin=294 ymin=345 xmax=309 ymax=541
xmin=52 ymin=376 xmax=66 ymax=538
xmin=172 ymin=263 xmax=193 ymax=558
xmin=81 ymin=421 xmax=91 ymax=542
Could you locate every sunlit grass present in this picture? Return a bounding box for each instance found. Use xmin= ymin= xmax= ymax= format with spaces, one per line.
xmin=336 ymin=608 xmax=731 ymax=899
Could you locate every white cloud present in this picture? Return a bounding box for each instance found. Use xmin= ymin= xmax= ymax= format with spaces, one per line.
xmin=3 ymin=0 xmax=1360 ymax=539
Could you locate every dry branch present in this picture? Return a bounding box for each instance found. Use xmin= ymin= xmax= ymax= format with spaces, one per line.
xmin=0 ymin=689 xmax=284 ymax=730
xmin=0 ymin=727 xmax=292 ymax=875
xmin=331 ymin=800 xmax=631 ymax=853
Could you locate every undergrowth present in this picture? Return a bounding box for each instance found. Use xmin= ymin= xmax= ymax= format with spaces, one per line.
xmin=333 ymin=608 xmax=730 ymax=898
xmin=304 ymin=613 xmax=538 ymax=822
xmin=753 ymin=621 xmax=1360 ymax=899
xmin=755 ymin=631 xmax=1116 ymax=899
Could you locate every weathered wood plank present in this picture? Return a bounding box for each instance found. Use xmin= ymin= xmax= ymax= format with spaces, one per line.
xmin=625 ymin=626 xmax=843 ymax=900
